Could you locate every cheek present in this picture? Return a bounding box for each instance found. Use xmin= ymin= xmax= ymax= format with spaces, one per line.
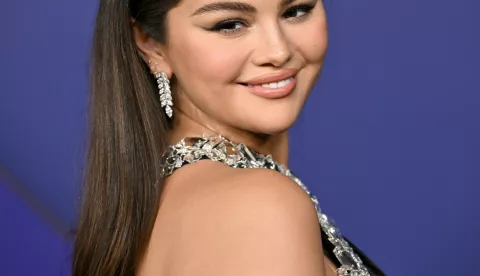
xmin=293 ymin=18 xmax=328 ymax=63
xmin=170 ymin=34 xmax=245 ymax=85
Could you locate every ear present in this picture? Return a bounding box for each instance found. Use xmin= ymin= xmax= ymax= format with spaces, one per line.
xmin=132 ymin=21 xmax=173 ymax=78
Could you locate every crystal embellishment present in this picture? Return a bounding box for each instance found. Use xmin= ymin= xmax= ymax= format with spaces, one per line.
xmin=156 ymin=72 xmax=173 ymax=118
xmin=162 ymin=136 xmax=371 ymax=276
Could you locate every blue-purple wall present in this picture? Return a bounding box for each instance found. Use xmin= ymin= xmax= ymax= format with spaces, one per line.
xmin=1 ymin=0 xmax=479 ymax=275
xmin=0 ymin=176 xmax=71 ymax=276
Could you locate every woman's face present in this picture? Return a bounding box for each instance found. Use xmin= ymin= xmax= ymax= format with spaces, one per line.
xmin=156 ymin=0 xmax=327 ymax=135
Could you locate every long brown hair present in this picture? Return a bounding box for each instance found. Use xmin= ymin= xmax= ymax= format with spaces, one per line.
xmin=72 ymin=0 xmax=180 ymax=275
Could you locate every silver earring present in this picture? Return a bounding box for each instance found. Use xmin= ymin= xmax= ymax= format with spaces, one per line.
xmin=149 ymin=60 xmax=173 ymax=118
xmin=156 ymin=72 xmax=173 ymax=118
xmin=148 ymin=60 xmax=173 ymax=118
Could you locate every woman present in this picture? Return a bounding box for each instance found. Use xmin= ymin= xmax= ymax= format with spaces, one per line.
xmin=73 ymin=0 xmax=385 ymax=275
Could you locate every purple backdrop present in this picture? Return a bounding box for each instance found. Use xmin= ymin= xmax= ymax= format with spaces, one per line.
xmin=1 ymin=0 xmax=479 ymax=275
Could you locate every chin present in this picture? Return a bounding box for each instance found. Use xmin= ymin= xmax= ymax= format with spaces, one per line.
xmin=245 ymin=112 xmax=299 ymax=135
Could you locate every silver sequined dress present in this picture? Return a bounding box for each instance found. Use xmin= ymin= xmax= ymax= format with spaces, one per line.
xmin=163 ymin=136 xmax=385 ymax=276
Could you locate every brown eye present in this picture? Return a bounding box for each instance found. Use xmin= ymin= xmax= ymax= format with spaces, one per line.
xmin=283 ymin=4 xmax=315 ymax=20
xmin=209 ymin=19 xmax=248 ymax=35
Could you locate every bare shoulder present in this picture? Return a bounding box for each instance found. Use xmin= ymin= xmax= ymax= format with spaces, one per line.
xmin=140 ymin=161 xmax=326 ymax=276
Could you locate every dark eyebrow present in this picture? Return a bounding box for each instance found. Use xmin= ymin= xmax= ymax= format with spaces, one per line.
xmin=191 ymin=2 xmax=256 ymax=17
xmin=281 ymin=0 xmax=296 ymax=7
xmin=190 ymin=0 xmax=298 ymax=17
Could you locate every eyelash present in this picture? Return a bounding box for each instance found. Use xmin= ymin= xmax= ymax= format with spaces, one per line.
xmin=208 ymin=3 xmax=316 ymax=35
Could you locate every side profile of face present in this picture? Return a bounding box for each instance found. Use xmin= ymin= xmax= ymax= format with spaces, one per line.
xmin=145 ymin=0 xmax=328 ymax=135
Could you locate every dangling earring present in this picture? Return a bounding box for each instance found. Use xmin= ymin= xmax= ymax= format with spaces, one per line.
xmin=149 ymin=60 xmax=173 ymax=118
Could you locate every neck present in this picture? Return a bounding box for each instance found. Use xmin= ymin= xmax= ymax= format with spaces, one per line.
xmin=169 ymin=109 xmax=290 ymax=166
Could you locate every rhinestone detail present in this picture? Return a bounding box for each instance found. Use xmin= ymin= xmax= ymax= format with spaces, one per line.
xmin=156 ymin=72 xmax=173 ymax=118
xmin=163 ymin=136 xmax=370 ymax=276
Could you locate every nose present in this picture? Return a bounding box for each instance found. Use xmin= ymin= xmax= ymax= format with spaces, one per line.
xmin=252 ymin=24 xmax=293 ymax=67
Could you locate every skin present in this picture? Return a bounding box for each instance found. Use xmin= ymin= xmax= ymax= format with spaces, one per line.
xmin=134 ymin=0 xmax=332 ymax=275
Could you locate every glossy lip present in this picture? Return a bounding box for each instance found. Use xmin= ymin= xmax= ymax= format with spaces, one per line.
xmin=241 ymin=68 xmax=298 ymax=85
xmin=242 ymin=77 xmax=297 ymax=99
xmin=239 ymin=68 xmax=299 ymax=99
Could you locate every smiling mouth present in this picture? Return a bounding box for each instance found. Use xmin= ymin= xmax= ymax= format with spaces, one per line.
xmin=240 ymin=77 xmax=295 ymax=89
xmin=239 ymin=75 xmax=297 ymax=100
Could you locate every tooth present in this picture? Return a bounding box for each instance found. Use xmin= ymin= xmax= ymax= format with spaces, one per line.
xmin=278 ymin=80 xmax=286 ymax=87
xmin=269 ymin=82 xmax=278 ymax=88
xmin=261 ymin=84 xmax=269 ymax=88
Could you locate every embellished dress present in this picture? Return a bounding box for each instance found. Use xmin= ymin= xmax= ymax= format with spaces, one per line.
xmin=163 ymin=136 xmax=385 ymax=276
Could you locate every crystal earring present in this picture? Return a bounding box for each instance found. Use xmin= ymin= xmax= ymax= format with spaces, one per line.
xmin=149 ymin=60 xmax=173 ymax=118
xmin=156 ymin=72 xmax=173 ymax=118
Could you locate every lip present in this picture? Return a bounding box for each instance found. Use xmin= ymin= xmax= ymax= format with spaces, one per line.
xmin=238 ymin=68 xmax=299 ymax=99
xmin=241 ymin=68 xmax=298 ymax=85
xmin=241 ymin=77 xmax=297 ymax=99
